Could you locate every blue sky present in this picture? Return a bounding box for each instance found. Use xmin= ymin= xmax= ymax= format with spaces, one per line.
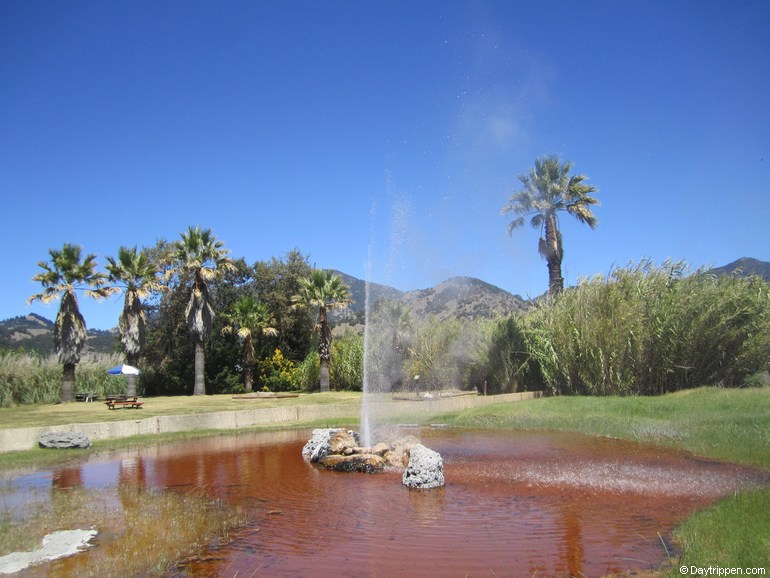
xmin=2 ymin=1 xmax=769 ymax=330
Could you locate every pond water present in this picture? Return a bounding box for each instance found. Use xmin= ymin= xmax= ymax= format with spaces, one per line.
xmin=3 ymin=428 xmax=769 ymax=577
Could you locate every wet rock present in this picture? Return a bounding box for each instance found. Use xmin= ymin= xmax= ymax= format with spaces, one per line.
xmin=370 ymin=442 xmax=391 ymax=456
xmin=402 ymin=444 xmax=444 ymax=489
xmin=391 ymin=435 xmax=422 ymax=467
xmin=302 ymin=428 xmax=359 ymax=463
xmin=302 ymin=430 xmax=444 ymax=485
xmin=38 ymin=432 xmax=91 ymax=449
xmin=329 ymin=430 xmax=358 ymax=455
xmin=318 ymin=454 xmax=385 ymax=473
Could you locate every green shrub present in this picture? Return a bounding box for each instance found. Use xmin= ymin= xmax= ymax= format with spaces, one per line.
xmin=256 ymin=349 xmax=297 ymax=392
xmin=330 ymin=330 xmax=363 ymax=390
xmin=294 ymin=350 xmax=320 ymax=392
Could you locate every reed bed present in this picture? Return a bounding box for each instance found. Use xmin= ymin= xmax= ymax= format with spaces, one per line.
xmin=0 ymin=351 xmax=129 ymax=407
xmin=506 ymin=261 xmax=770 ymax=395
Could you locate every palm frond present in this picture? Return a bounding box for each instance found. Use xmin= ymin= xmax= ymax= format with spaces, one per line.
xmin=506 ymin=216 xmax=525 ymax=235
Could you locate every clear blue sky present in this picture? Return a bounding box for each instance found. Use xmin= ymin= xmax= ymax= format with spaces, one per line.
xmin=2 ymin=1 xmax=768 ymax=330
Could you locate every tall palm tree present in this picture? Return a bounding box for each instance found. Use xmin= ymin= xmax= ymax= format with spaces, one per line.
xmin=292 ymin=270 xmax=352 ymax=392
xmin=221 ymin=295 xmax=278 ymax=392
xmin=105 ymin=246 xmax=164 ymax=396
xmin=501 ymin=155 xmax=600 ymax=295
xmin=168 ymin=226 xmax=235 ymax=395
xmin=27 ymin=244 xmax=115 ymax=402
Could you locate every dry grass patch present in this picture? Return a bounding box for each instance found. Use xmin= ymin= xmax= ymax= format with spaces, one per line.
xmin=0 ymin=485 xmax=247 ymax=576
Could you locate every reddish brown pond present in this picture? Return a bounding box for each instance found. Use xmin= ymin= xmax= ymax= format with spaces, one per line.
xmin=4 ymin=428 xmax=769 ymax=577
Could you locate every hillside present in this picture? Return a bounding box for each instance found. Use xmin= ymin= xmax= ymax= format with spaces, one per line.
xmin=330 ymin=273 xmax=528 ymax=333
xmin=330 ymin=270 xmax=404 ymax=324
xmin=710 ymin=257 xmax=770 ymax=282
xmin=401 ymin=276 xmax=528 ymax=321
xmin=0 ymin=314 xmax=117 ymax=355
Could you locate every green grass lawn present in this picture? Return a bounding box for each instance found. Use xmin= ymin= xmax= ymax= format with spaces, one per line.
xmin=0 ymin=391 xmax=361 ymax=429
xmin=1 ymin=386 xmax=769 ymax=574
xmin=437 ymin=387 xmax=770 ymax=469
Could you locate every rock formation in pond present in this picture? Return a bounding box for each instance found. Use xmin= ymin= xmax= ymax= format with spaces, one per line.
xmin=302 ymin=428 xmax=444 ymax=488
xmin=402 ymin=444 xmax=445 ymax=489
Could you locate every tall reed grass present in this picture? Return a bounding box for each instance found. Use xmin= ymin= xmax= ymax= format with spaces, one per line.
xmin=507 ymin=260 xmax=770 ymax=395
xmin=0 ymin=351 xmax=129 ymax=407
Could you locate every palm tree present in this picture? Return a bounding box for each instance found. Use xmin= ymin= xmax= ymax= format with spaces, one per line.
xmin=501 ymin=155 xmax=599 ymax=295
xmin=105 ymin=246 xmax=164 ymax=396
xmin=292 ymin=270 xmax=352 ymax=392
xmin=221 ymin=296 xmax=278 ymax=392
xmin=168 ymin=226 xmax=235 ymax=395
xmin=27 ymin=244 xmax=115 ymax=402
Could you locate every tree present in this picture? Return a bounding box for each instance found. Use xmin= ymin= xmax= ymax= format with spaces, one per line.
xmin=168 ymin=226 xmax=235 ymax=395
xmin=105 ymin=246 xmax=164 ymax=396
xmin=501 ymin=155 xmax=599 ymax=296
xmin=252 ymin=249 xmax=314 ymax=362
xmin=292 ymin=270 xmax=352 ymax=392
xmin=27 ymin=244 xmax=115 ymax=402
xmin=221 ymin=295 xmax=278 ymax=392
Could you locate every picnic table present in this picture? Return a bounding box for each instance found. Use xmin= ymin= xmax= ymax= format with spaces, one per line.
xmin=105 ymin=395 xmax=143 ymax=410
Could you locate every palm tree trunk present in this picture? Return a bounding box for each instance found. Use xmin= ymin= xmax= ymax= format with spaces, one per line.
xmin=547 ymin=258 xmax=564 ymax=296
xmin=125 ymin=354 xmax=139 ymax=397
xmin=193 ymin=339 xmax=206 ymax=395
xmin=243 ymin=336 xmax=255 ymax=392
xmin=62 ymin=363 xmax=76 ymax=402
xmin=318 ymin=307 xmax=331 ymax=392
xmin=544 ymin=212 xmax=564 ymax=295
xmin=319 ymin=357 xmax=330 ymax=393
xmin=126 ymin=374 xmax=138 ymax=397
xmin=244 ymin=365 xmax=254 ymax=392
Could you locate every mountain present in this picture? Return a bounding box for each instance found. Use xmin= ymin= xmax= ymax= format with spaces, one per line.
xmin=401 ymin=277 xmax=528 ymax=321
xmin=330 ymin=270 xmax=405 ymax=317
xmin=710 ymin=257 xmax=770 ymax=282
xmin=0 ymin=314 xmax=117 ymax=355
xmin=331 ymin=273 xmax=528 ymax=330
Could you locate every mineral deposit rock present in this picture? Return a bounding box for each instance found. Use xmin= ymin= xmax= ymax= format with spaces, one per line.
xmin=402 ymin=444 xmax=444 ymax=489
xmin=318 ymin=454 xmax=385 ymax=474
xmin=329 ymin=430 xmax=359 ymax=455
xmin=390 ymin=435 xmax=422 ymax=467
xmin=302 ymin=428 xmax=359 ymax=463
xmin=370 ymin=442 xmax=391 ymax=456
xmin=38 ymin=432 xmax=92 ymax=449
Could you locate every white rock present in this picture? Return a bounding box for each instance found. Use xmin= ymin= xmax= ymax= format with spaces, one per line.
xmin=0 ymin=529 xmax=97 ymax=574
xmin=402 ymin=444 xmax=445 ymax=489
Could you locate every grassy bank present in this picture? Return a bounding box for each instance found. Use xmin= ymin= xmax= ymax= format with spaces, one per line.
xmin=438 ymin=387 xmax=770 ymax=468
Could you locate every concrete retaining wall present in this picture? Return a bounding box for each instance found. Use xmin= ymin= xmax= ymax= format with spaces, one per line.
xmin=0 ymin=391 xmax=542 ymax=453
